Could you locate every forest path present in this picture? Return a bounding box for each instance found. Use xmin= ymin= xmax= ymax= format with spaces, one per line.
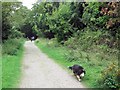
xmin=19 ymin=41 xmax=85 ymax=88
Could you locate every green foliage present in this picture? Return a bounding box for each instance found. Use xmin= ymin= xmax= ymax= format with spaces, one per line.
xmin=30 ymin=2 xmax=85 ymax=42
xmin=2 ymin=38 xmax=24 ymax=88
xmin=65 ymin=29 xmax=102 ymax=51
xmin=2 ymin=2 xmax=23 ymax=40
xmin=26 ymin=2 xmax=119 ymax=46
xmin=10 ymin=6 xmax=30 ymax=29
xmin=2 ymin=38 xmax=24 ymax=55
xmin=46 ymin=3 xmax=72 ymax=41
xmin=2 ymin=2 xmax=119 ymax=88
xmin=9 ymin=28 xmax=24 ymax=38
xmin=64 ymin=28 xmax=118 ymax=63
xmin=98 ymin=62 xmax=120 ymax=89
xmin=82 ymin=2 xmax=109 ymax=29
xmin=63 ymin=28 xmax=118 ymax=88
xmin=36 ymin=38 xmax=118 ymax=88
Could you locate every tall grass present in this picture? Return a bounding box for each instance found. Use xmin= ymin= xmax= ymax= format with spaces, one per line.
xmin=2 ymin=38 xmax=25 ymax=88
xmin=35 ymin=38 xmax=119 ymax=88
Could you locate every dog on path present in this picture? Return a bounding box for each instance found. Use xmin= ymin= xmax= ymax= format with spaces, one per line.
xmin=68 ymin=64 xmax=86 ymax=82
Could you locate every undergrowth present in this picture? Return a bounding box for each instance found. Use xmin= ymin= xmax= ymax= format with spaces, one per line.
xmin=2 ymin=38 xmax=25 ymax=88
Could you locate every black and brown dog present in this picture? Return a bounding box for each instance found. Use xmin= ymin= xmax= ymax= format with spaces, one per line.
xmin=68 ymin=64 xmax=86 ymax=82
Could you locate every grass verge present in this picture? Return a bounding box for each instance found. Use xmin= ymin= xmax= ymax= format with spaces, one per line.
xmin=35 ymin=39 xmax=93 ymax=87
xmin=35 ymin=38 xmax=118 ymax=88
xmin=2 ymin=38 xmax=25 ymax=88
xmin=0 ymin=45 xmax=2 ymax=89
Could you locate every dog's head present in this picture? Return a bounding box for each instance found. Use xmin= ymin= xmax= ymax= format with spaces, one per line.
xmin=68 ymin=66 xmax=73 ymax=70
xmin=80 ymin=69 xmax=86 ymax=78
xmin=83 ymin=69 xmax=86 ymax=74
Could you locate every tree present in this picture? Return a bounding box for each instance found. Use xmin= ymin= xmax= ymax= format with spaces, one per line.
xmin=82 ymin=2 xmax=109 ymax=30
xmin=2 ymin=2 xmax=23 ymax=40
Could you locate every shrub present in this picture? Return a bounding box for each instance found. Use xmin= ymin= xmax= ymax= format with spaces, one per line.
xmin=98 ymin=62 xmax=120 ymax=89
xmin=9 ymin=29 xmax=24 ymax=39
xmin=64 ymin=29 xmax=102 ymax=51
xmin=2 ymin=38 xmax=24 ymax=55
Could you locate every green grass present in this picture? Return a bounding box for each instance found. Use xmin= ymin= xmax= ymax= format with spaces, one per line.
xmin=0 ymin=45 xmax=2 ymax=89
xmin=35 ymin=38 xmax=118 ymax=88
xmin=2 ymin=39 xmax=24 ymax=88
xmin=36 ymin=39 xmax=70 ymax=68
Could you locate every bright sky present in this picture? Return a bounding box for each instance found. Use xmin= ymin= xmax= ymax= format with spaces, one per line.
xmin=19 ymin=0 xmax=37 ymax=9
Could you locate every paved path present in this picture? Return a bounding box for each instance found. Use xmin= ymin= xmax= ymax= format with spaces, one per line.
xmin=19 ymin=41 xmax=85 ymax=88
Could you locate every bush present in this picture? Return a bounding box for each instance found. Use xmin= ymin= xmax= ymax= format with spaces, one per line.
xmin=2 ymin=38 xmax=24 ymax=55
xmin=9 ymin=29 xmax=24 ymax=39
xmin=98 ymin=62 xmax=120 ymax=89
xmin=64 ymin=30 xmax=102 ymax=62
xmin=64 ymin=29 xmax=102 ymax=51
